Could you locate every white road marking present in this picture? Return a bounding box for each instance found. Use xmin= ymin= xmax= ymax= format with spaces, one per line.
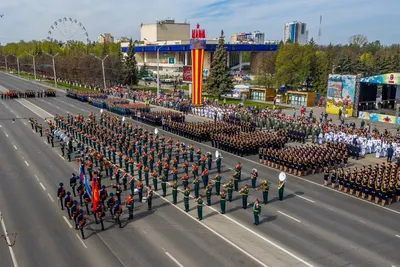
xmin=165 ymin=252 xmax=184 ymax=267
xmin=59 ymin=154 xmax=65 ymax=160
xmin=396 ymin=235 xmax=400 ymax=238
xmin=32 ymin=130 xmax=35 ymax=133
xmin=0 ymin=211 xmax=19 ymax=267
xmin=141 ymin=229 xmax=147 ymax=234
xmin=34 ymin=174 xmax=39 ymax=181
xmin=295 ymin=194 xmax=315 ymax=203
xmin=5 ymin=132 xmax=9 ymax=138
xmin=161 ymin=247 xmax=166 ymax=251
xmin=15 ymin=99 xmax=54 ymax=120
xmin=277 ymin=211 xmax=301 ymax=223
xmin=44 ymin=140 xmax=47 ymax=144
xmin=47 ymin=193 xmax=54 ymax=202
xmin=13 ymin=144 xmax=17 ymax=150
xmin=156 ymin=195 xmax=269 ymax=267
xmin=0 ymin=124 xmax=2 ymax=127
xmin=39 ymin=182 xmax=46 ymax=191
xmin=63 ymin=216 xmax=73 ymax=228
xmin=56 ymin=106 xmax=60 ymax=109
xmin=358 ymin=220 xmax=366 ymax=224
xmin=24 ymin=160 xmax=29 ymax=167
xmin=76 ymin=233 xmax=88 ymax=248
xmin=23 ymin=122 xmax=26 ymax=125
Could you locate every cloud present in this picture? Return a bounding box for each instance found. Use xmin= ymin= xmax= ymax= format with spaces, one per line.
xmin=0 ymin=0 xmax=399 ymax=45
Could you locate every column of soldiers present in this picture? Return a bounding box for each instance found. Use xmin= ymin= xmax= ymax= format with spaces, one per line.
xmin=166 ymin=121 xmax=241 ymax=142
xmin=0 ymin=90 xmax=19 ymax=99
xmin=212 ymin=130 xmax=287 ymax=157
xmin=45 ymin=112 xmax=283 ymax=231
xmin=260 ymin=144 xmax=348 ymax=177
xmin=133 ymin=111 xmax=185 ymax=126
xmin=325 ymin=162 xmax=400 ymax=206
xmin=0 ymin=89 xmax=56 ymax=99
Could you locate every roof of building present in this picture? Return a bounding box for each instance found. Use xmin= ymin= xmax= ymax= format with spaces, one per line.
xmin=122 ymin=43 xmax=278 ymax=53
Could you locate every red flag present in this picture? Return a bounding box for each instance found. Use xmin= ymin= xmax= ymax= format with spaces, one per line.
xmin=92 ymin=177 xmax=99 ymax=212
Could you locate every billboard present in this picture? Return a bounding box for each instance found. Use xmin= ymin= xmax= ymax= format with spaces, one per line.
xmin=183 ymin=66 xmax=192 ymax=82
xmin=360 ymin=73 xmax=400 ymax=85
xmin=326 ymin=74 xmax=356 ymax=115
xmin=359 ymin=111 xmax=400 ymax=125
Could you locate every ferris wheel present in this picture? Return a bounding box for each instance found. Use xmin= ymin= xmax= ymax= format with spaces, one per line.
xmin=47 ymin=17 xmax=90 ymax=45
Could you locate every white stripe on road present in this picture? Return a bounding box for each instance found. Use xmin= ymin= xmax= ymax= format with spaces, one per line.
xmin=44 ymin=140 xmax=47 ymax=144
xmin=0 ymin=211 xmax=19 ymax=267
xmin=39 ymin=182 xmax=46 ymax=191
xmin=23 ymin=122 xmax=26 ymax=125
xmin=63 ymin=216 xmax=73 ymax=229
xmin=358 ymin=220 xmax=366 ymax=224
xmin=24 ymin=161 xmax=29 ymax=167
xmin=59 ymin=154 xmax=65 ymax=160
xmin=5 ymin=132 xmax=9 ymax=138
xmin=396 ymin=235 xmax=400 ymax=238
xmin=47 ymin=193 xmax=54 ymax=202
xmin=34 ymin=174 xmax=39 ymax=181
xmin=277 ymin=211 xmax=301 ymax=223
xmin=0 ymin=124 xmax=2 ymax=127
xmin=156 ymin=194 xmax=269 ymax=267
xmin=295 ymin=194 xmax=315 ymax=203
xmin=165 ymin=252 xmax=184 ymax=267
xmin=76 ymin=234 xmax=88 ymax=248
xmin=13 ymin=144 xmax=17 ymax=150
xmin=15 ymin=99 xmax=54 ymax=120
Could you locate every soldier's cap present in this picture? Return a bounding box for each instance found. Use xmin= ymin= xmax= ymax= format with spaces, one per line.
xmin=59 ymin=182 xmax=64 ymax=186
xmin=97 ymin=201 xmax=102 ymax=205
xmin=116 ymin=200 xmax=120 ymax=205
xmin=79 ymin=209 xmax=84 ymax=214
xmin=67 ymin=191 xmax=71 ymax=195
xmin=109 ymin=192 xmax=114 ymax=196
xmin=79 ymin=180 xmax=83 ymax=184
xmin=102 ymin=185 xmax=106 ymax=189
xmin=72 ymin=173 xmax=76 ymax=176
xmin=73 ymin=200 xmax=78 ymax=205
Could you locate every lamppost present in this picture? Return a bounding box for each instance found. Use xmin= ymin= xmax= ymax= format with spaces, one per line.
xmin=25 ymin=52 xmax=38 ymax=80
xmin=43 ymin=52 xmax=59 ymax=88
xmin=144 ymin=38 xmax=167 ymax=96
xmin=91 ymin=54 xmax=109 ymax=90
xmin=16 ymin=54 xmax=23 ymax=76
xmin=3 ymin=54 xmax=10 ymax=72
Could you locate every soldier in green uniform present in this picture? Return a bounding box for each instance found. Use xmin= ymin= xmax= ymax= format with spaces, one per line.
xmin=233 ymin=171 xmax=240 ymax=192
xmin=226 ymin=178 xmax=234 ymax=202
xmin=172 ymin=180 xmax=178 ymax=204
xmin=278 ymin=180 xmax=285 ymax=201
xmin=205 ymin=182 xmax=212 ymax=206
xmin=216 ymin=154 xmax=222 ymax=173
xmin=220 ymin=189 xmax=226 ymax=214
xmin=183 ymin=187 xmax=190 ymax=212
xmin=213 ymin=172 xmax=221 ymax=196
xmin=240 ymin=184 xmax=249 ymax=209
xmin=196 ymin=195 xmax=203 ymax=221
xmin=160 ymin=175 xmax=167 ymax=197
xmin=152 ymin=174 xmax=158 ymax=191
xmin=126 ymin=194 xmax=134 ymax=220
xmin=252 ymin=199 xmax=261 ymax=225
xmin=192 ymin=176 xmax=200 ymax=199
xmin=147 ymin=186 xmax=153 ymax=211
xmin=257 ymin=180 xmax=270 ymax=204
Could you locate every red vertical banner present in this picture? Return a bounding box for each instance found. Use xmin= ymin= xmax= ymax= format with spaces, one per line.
xmin=91 ymin=177 xmax=99 ymax=212
xmin=191 ymin=49 xmax=204 ymax=105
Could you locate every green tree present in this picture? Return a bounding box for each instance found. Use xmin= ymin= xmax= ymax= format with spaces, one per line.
xmin=205 ymin=30 xmax=232 ymax=96
xmin=121 ymin=39 xmax=138 ymax=86
xmin=274 ymin=42 xmax=304 ymax=88
xmin=138 ymin=63 xmax=148 ymax=78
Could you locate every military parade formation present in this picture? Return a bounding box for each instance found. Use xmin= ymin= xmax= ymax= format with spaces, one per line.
xmin=27 ymin=110 xmax=292 ymax=239
xmin=0 ymin=89 xmax=56 ymax=99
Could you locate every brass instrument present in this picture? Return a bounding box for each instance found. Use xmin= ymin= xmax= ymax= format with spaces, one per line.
xmin=239 ymin=188 xmax=244 ymax=194
xmin=223 ymin=183 xmax=229 ymax=188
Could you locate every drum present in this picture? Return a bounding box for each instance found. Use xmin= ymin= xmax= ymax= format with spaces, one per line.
xmin=54 ymin=130 xmax=60 ymax=137
xmin=142 ymin=197 xmax=147 ymax=203
xmin=63 ymin=136 xmax=70 ymax=142
xmin=60 ymin=133 xmax=66 ymax=139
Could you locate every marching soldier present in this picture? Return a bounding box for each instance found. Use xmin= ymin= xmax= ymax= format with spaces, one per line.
xmin=77 ymin=181 xmax=84 ymax=206
xmin=69 ymin=173 xmax=77 ymax=197
xmin=71 ymin=200 xmax=79 ymax=227
xmin=137 ymin=181 xmax=143 ymax=202
xmin=213 ymin=172 xmax=221 ymax=196
xmin=152 ymin=171 xmax=158 ymax=191
xmin=257 ymin=180 xmax=270 ymax=205
xmin=112 ymin=183 xmax=122 ymax=203
xmin=126 ymin=194 xmax=134 ymax=220
xmin=147 ymin=186 xmax=153 ymax=210
xmin=216 ymin=153 xmax=222 ymax=173
xmin=251 ymin=168 xmax=258 ymax=189
xmin=192 ymin=176 xmax=200 ymax=199
xmin=252 ymin=199 xmax=261 ymax=226
xmin=240 ymin=184 xmax=249 ymax=209
xmin=57 ymin=182 xmax=66 ymax=210
xmin=201 ymin=168 xmax=209 ymax=189
xmin=181 ymin=172 xmax=189 ymax=190
xmin=107 ymin=192 xmax=116 ymax=216
xmin=233 ymin=171 xmax=240 ymax=192
xmin=183 ymin=186 xmax=190 ymax=212
xmin=83 ymin=190 xmax=91 ymax=215
xmin=205 ymin=182 xmax=212 ymax=206
xmin=196 ymin=195 xmax=203 ymax=220
xmin=76 ymin=209 xmax=87 ymax=239
xmin=220 ymin=190 xmax=227 ymax=214
xmin=160 ymin=174 xmax=167 ymax=197
xmin=172 ymin=180 xmax=178 ymax=204
xmin=95 ymin=201 xmax=106 ymax=230
xmin=113 ymin=200 xmax=123 ymax=228
xmin=226 ymin=178 xmax=234 ymax=202
xmin=64 ymin=191 xmax=73 ymax=220
xmin=323 ymin=167 xmax=329 ymax=186
xmin=235 ymin=162 xmax=242 ymax=181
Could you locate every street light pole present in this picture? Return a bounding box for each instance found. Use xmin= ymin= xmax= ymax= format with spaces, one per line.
xmin=43 ymin=52 xmax=59 ymax=88
xmin=91 ymin=54 xmax=109 ymax=90
xmin=16 ymin=55 xmax=23 ymax=76
xmin=25 ymin=52 xmax=38 ymax=80
xmin=4 ymin=54 xmax=9 ymax=72
xmin=144 ymin=38 xmax=166 ymax=96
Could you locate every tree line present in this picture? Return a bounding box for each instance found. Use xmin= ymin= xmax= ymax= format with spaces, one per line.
xmin=251 ymin=34 xmax=400 ymax=94
xmin=0 ymin=40 xmax=140 ymax=88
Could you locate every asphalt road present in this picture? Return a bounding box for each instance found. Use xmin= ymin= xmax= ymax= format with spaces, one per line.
xmin=0 ymin=75 xmax=282 ymax=267
xmin=1 ymin=72 xmax=400 ymax=266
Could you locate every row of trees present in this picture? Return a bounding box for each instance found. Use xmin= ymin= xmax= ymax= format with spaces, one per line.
xmin=252 ymin=35 xmax=400 ymax=94
xmin=0 ymin=40 xmax=140 ymax=88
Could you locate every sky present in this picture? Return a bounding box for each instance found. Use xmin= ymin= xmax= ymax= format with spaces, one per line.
xmin=0 ymin=0 xmax=400 ymax=45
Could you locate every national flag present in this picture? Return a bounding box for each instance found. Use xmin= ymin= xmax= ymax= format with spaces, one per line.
xmin=92 ymin=177 xmax=99 ymax=212
xmin=79 ymin=166 xmax=85 ymax=182
xmin=83 ymin=168 xmax=92 ymax=198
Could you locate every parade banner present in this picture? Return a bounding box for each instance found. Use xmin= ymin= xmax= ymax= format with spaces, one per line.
xmin=358 ymin=111 xmax=400 ymax=124
xmin=360 ymin=73 xmax=400 ymax=85
xmin=326 ymin=74 xmax=356 ymax=115
xmin=183 ymin=66 xmax=192 ymax=82
xmin=190 ymin=24 xmax=206 ymax=106
xmin=92 ymin=177 xmax=99 ymax=212
xmin=80 ymin=166 xmax=92 ymax=198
